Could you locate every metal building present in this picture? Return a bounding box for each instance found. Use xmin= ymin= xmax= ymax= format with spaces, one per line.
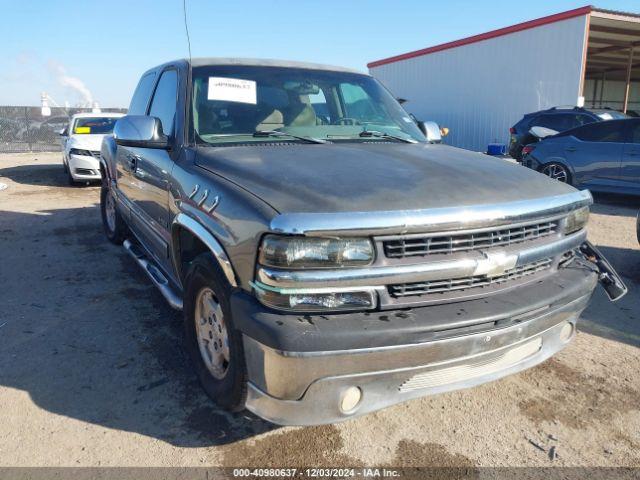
xmin=368 ymin=6 xmax=640 ymax=152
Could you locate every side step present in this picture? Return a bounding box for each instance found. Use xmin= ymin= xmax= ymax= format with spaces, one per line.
xmin=123 ymin=239 xmax=183 ymax=311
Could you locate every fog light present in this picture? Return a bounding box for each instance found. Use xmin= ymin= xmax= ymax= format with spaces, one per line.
xmin=560 ymin=322 xmax=574 ymax=342
xmin=254 ymin=286 xmax=376 ymax=312
xmin=340 ymin=386 xmax=362 ymax=413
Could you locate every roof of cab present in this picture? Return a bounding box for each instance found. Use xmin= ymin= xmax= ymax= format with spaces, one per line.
xmin=148 ymin=57 xmax=366 ymax=75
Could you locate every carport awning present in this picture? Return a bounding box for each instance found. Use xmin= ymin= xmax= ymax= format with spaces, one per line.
xmin=586 ymin=8 xmax=640 ymax=112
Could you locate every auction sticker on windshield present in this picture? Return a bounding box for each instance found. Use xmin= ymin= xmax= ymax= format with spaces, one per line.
xmin=208 ymin=77 xmax=257 ymax=104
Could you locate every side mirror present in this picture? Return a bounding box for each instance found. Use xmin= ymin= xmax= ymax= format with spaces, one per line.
xmin=113 ymin=115 xmax=169 ymax=149
xmin=59 ymin=127 xmax=68 ymax=136
xmin=529 ymin=126 xmax=558 ymax=140
xmin=421 ymin=121 xmax=442 ymax=143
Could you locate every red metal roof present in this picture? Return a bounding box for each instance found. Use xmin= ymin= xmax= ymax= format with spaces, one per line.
xmin=367 ymin=5 xmax=593 ymax=68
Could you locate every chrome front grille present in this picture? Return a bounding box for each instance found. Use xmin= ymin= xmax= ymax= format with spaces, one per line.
xmin=90 ymin=151 xmax=100 ymax=159
xmin=388 ymin=258 xmax=553 ymax=298
xmin=383 ymin=221 xmax=558 ymax=258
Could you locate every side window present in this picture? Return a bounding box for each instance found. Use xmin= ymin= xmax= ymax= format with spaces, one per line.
xmin=575 ymin=114 xmax=596 ymax=127
xmin=535 ymin=114 xmax=571 ymax=131
xmin=630 ymin=122 xmax=640 ymax=144
xmin=573 ymin=121 xmax=625 ymax=143
xmin=531 ymin=115 xmax=552 ymax=129
xmin=128 ymin=72 xmax=156 ymax=115
xmin=148 ymin=70 xmax=178 ymax=136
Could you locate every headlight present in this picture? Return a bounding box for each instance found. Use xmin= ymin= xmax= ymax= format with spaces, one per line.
xmin=69 ymin=148 xmax=93 ymax=156
xmin=259 ymin=235 xmax=374 ymax=269
xmin=565 ymin=206 xmax=589 ymax=234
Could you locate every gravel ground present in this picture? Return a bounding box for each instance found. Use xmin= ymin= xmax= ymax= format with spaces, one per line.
xmin=0 ymin=152 xmax=639 ymax=469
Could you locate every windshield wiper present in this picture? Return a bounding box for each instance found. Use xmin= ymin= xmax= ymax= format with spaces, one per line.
xmin=359 ymin=130 xmax=417 ymax=144
xmin=253 ymin=130 xmax=327 ymax=144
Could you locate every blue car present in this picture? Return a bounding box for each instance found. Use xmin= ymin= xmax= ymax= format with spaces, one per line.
xmin=522 ymin=118 xmax=640 ymax=195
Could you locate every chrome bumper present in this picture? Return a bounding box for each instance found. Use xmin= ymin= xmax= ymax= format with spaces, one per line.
xmin=243 ymin=292 xmax=592 ymax=426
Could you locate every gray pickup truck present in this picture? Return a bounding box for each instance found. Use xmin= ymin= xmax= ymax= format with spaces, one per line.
xmin=100 ymin=58 xmax=626 ymax=426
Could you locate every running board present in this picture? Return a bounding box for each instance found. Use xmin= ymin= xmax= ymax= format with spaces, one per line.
xmin=123 ymin=239 xmax=183 ymax=310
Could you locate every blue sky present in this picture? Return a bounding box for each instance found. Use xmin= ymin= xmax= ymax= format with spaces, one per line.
xmin=2 ymin=0 xmax=638 ymax=107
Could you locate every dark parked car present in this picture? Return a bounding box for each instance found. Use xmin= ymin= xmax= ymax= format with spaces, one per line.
xmin=522 ymin=118 xmax=640 ymax=195
xmin=509 ymin=107 xmax=627 ymax=160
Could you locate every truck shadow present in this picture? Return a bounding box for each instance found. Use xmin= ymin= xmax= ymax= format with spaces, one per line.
xmin=0 ymin=206 xmax=275 ymax=447
xmin=579 ymin=244 xmax=640 ymax=348
xmin=0 ymin=162 xmax=84 ymax=188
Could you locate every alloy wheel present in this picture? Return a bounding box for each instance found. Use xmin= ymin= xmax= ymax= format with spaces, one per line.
xmin=104 ymin=189 xmax=117 ymax=232
xmin=541 ymin=164 xmax=568 ymax=183
xmin=194 ymin=287 xmax=230 ymax=380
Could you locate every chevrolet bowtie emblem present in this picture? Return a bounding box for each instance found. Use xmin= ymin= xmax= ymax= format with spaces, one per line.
xmin=473 ymin=251 xmax=518 ymax=277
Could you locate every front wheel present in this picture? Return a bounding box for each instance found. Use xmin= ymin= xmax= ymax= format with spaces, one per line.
xmin=100 ymin=180 xmax=128 ymax=244
xmin=67 ymin=167 xmax=78 ymax=186
xmin=540 ymin=162 xmax=571 ymax=184
xmin=184 ymin=253 xmax=247 ymax=412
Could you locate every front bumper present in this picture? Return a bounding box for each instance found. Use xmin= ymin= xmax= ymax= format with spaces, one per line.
xmin=68 ymin=154 xmax=101 ymax=181
xmin=237 ymin=265 xmax=598 ymax=425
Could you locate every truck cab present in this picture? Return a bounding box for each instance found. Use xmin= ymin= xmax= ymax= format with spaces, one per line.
xmin=100 ymin=58 xmax=625 ymax=425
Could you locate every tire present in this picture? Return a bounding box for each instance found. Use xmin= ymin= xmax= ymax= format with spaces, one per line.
xmin=100 ymin=179 xmax=128 ymax=244
xmin=183 ymin=253 xmax=247 ymax=412
xmin=539 ymin=162 xmax=571 ymax=185
xmin=67 ymin=169 xmax=77 ymax=186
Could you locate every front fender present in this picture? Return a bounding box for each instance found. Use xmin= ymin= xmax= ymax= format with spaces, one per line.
xmin=171 ymin=212 xmax=238 ymax=288
xmin=99 ymin=135 xmax=118 ymax=181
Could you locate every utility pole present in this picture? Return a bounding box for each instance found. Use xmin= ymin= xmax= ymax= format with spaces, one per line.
xmin=623 ymin=46 xmax=634 ymax=113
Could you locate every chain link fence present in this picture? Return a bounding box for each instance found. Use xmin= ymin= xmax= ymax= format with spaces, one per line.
xmin=0 ymin=106 xmax=127 ymax=153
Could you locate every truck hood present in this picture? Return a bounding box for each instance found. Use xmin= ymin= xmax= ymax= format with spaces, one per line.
xmin=195 ymin=142 xmax=577 ymax=214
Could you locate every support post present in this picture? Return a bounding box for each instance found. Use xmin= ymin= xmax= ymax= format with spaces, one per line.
xmin=599 ymin=71 xmax=605 ymax=108
xmin=623 ymin=46 xmax=634 ymax=113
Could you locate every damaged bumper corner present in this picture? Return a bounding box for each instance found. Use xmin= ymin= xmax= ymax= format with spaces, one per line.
xmin=579 ymin=241 xmax=627 ymax=301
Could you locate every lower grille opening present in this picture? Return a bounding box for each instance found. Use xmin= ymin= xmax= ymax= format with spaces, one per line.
xmin=389 ymin=258 xmax=553 ymax=298
xmin=74 ymin=168 xmax=97 ymax=176
xmin=398 ymin=337 xmax=543 ymax=392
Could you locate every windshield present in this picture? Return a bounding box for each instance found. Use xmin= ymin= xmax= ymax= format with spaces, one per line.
xmin=73 ymin=117 xmax=119 ymax=134
xmin=191 ymin=65 xmax=425 ymax=145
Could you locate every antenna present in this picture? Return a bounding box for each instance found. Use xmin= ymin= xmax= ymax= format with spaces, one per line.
xmin=183 ymin=0 xmax=195 ymax=147
xmin=183 ymin=0 xmax=192 ymax=62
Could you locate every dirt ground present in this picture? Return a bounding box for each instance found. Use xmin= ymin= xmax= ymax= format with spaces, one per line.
xmin=0 ymin=152 xmax=639 ymax=469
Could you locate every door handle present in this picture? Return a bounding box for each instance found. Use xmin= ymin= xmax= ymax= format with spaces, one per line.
xmin=126 ymin=154 xmax=140 ymax=171
xmin=565 ymin=147 xmax=577 ymax=152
